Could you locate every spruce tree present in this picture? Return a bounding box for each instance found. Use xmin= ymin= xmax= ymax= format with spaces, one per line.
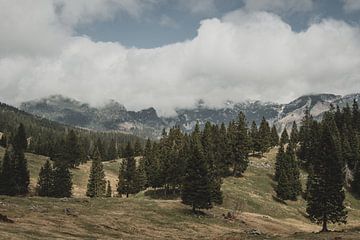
xmin=52 ymin=163 xmax=72 ymax=198
xmin=13 ymin=123 xmax=27 ymax=151
xmin=181 ymin=123 xmax=212 ymax=213
xmin=306 ymin=113 xmax=347 ymax=232
xmin=117 ymin=142 xmax=137 ymax=198
xmin=213 ymin=123 xmax=231 ymax=177
xmin=36 ymin=160 xmax=54 ymax=197
xmin=289 ymin=121 xmax=299 ymax=145
xmin=250 ymin=121 xmax=261 ymax=153
xmin=95 ymin=138 xmax=106 ymax=161
xmin=134 ymin=158 xmax=147 ymax=193
xmin=270 ymin=125 xmax=279 ymax=147
xmin=286 ymin=142 xmax=302 ymax=199
xmin=133 ymin=139 xmax=143 ymax=156
xmin=64 ymin=130 xmax=81 ymax=167
xmin=280 ymin=129 xmax=289 ymax=145
xmin=86 ymin=148 xmax=106 ymax=198
xmin=106 ymin=181 xmax=112 ymax=197
xmin=231 ymin=112 xmax=251 ymax=176
xmin=0 ymin=146 xmax=17 ymax=196
xmin=274 ymin=144 xmax=285 ymax=182
xmin=202 ymin=122 xmax=223 ymax=205
xmin=107 ymin=139 xmax=118 ymax=161
xmin=352 ymin=99 xmax=360 ymax=131
xmin=258 ymin=117 xmax=271 ymax=154
xmin=14 ymin=150 xmax=30 ymax=195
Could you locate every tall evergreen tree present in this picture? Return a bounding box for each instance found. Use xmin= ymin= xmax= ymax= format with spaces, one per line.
xmin=14 ymin=150 xmax=30 ymax=195
xmin=134 ymin=158 xmax=147 ymax=193
xmin=107 ymin=139 xmax=118 ymax=161
xmin=212 ymin=123 xmax=231 ymax=177
xmin=181 ymin=123 xmax=212 ymax=213
xmin=280 ymin=129 xmax=289 ymax=145
xmin=270 ymin=125 xmax=279 ymax=147
xmin=306 ymin=113 xmax=347 ymax=232
xmin=86 ymin=148 xmax=106 ymax=198
xmin=274 ymin=144 xmax=285 ymax=182
xmin=352 ymin=99 xmax=360 ymax=131
xmin=117 ymin=142 xmax=137 ymax=197
xmin=258 ymin=117 xmax=271 ymax=154
xmin=230 ymin=112 xmax=251 ymax=176
xmin=52 ymin=163 xmax=72 ymax=198
xmin=0 ymin=146 xmax=17 ymax=196
xmin=289 ymin=121 xmax=299 ymax=145
xmin=36 ymin=160 xmax=54 ymax=197
xmin=133 ymin=139 xmax=143 ymax=156
xmin=250 ymin=121 xmax=261 ymax=153
xmin=13 ymin=123 xmax=27 ymax=151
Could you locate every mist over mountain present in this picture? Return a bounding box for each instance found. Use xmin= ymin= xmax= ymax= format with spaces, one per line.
xmin=19 ymin=93 xmax=360 ymax=139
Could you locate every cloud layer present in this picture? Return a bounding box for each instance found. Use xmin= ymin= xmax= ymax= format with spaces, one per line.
xmin=1 ymin=1 xmax=360 ymax=116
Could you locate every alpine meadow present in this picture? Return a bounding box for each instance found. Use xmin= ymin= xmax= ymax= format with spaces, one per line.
xmin=1 ymin=0 xmax=360 ymax=239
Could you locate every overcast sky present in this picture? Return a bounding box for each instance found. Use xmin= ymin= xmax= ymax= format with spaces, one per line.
xmin=1 ymin=0 xmax=360 ymax=116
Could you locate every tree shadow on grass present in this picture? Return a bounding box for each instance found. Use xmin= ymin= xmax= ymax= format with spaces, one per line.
xmin=272 ymin=195 xmax=287 ymax=205
xmin=144 ymin=189 xmax=180 ymax=200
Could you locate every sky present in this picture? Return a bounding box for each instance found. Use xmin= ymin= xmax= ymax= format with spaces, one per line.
xmin=0 ymin=0 xmax=360 ymax=116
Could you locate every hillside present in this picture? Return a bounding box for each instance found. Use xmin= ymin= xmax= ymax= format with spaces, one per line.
xmin=20 ymin=94 xmax=360 ymax=139
xmin=0 ymin=147 xmax=359 ymax=239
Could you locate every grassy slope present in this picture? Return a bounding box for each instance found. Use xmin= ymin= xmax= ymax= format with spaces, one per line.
xmin=0 ymin=146 xmax=359 ymax=239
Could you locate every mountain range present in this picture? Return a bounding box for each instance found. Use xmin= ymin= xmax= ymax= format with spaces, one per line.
xmin=20 ymin=93 xmax=360 ymax=139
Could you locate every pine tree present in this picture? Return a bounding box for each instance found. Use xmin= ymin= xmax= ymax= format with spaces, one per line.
xmin=14 ymin=150 xmax=30 ymax=195
xmin=289 ymin=121 xmax=299 ymax=145
xmin=286 ymin=142 xmax=302 ymax=199
xmin=134 ymin=158 xmax=147 ymax=193
xmin=213 ymin=123 xmax=231 ymax=177
xmin=231 ymin=112 xmax=251 ymax=176
xmin=36 ymin=160 xmax=54 ymax=197
xmin=280 ymin=129 xmax=289 ymax=145
xmin=306 ymin=113 xmax=347 ymax=232
xmin=117 ymin=142 xmax=137 ymax=197
xmin=95 ymin=138 xmax=106 ymax=161
xmin=250 ymin=121 xmax=261 ymax=153
xmin=106 ymin=181 xmax=112 ymax=197
xmin=270 ymin=125 xmax=279 ymax=147
xmin=352 ymin=99 xmax=360 ymax=131
xmin=107 ymin=139 xmax=118 ymax=161
xmin=258 ymin=117 xmax=271 ymax=154
xmin=274 ymin=144 xmax=285 ymax=182
xmin=13 ymin=123 xmax=27 ymax=151
xmin=52 ymin=163 xmax=72 ymax=198
xmin=181 ymin=123 xmax=212 ymax=213
xmin=0 ymin=146 xmax=17 ymax=196
xmin=86 ymin=148 xmax=106 ymax=198
xmin=133 ymin=139 xmax=143 ymax=156
xmin=64 ymin=130 xmax=81 ymax=167
xmin=202 ymin=122 xmax=223 ymax=205
xmin=12 ymin=124 xmax=30 ymax=195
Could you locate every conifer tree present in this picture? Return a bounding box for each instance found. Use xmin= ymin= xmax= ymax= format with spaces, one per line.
xmin=213 ymin=123 xmax=231 ymax=177
xmin=52 ymin=163 xmax=72 ymax=198
xmin=202 ymin=122 xmax=223 ymax=205
xmin=280 ymin=129 xmax=289 ymax=145
xmin=258 ymin=117 xmax=271 ymax=154
xmin=106 ymin=181 xmax=112 ymax=197
xmin=13 ymin=123 xmax=27 ymax=151
xmin=133 ymin=139 xmax=143 ymax=156
xmin=86 ymin=148 xmax=106 ymax=198
xmin=181 ymin=123 xmax=212 ymax=213
xmin=286 ymin=142 xmax=302 ymax=199
xmin=134 ymin=158 xmax=147 ymax=192
xmin=117 ymin=142 xmax=137 ymax=197
xmin=95 ymin=138 xmax=106 ymax=161
xmin=352 ymin=99 xmax=360 ymax=131
xmin=306 ymin=113 xmax=347 ymax=232
xmin=250 ymin=121 xmax=261 ymax=153
xmin=14 ymin=150 xmax=30 ymax=195
xmin=62 ymin=130 xmax=81 ymax=167
xmin=107 ymin=139 xmax=118 ymax=161
xmin=231 ymin=113 xmax=251 ymax=176
xmin=289 ymin=121 xmax=299 ymax=145
xmin=298 ymin=109 xmax=317 ymax=169
xmin=0 ymin=146 xmax=17 ymax=196
xmin=270 ymin=125 xmax=279 ymax=147
xmin=36 ymin=160 xmax=54 ymax=197
xmin=274 ymin=144 xmax=285 ymax=182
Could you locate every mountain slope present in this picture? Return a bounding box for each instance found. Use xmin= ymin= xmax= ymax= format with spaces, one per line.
xmin=0 ymin=146 xmax=359 ymax=239
xmin=20 ymin=93 xmax=360 ymax=138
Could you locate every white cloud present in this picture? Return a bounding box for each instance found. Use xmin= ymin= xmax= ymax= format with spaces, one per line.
xmin=343 ymin=0 xmax=360 ymax=12
xmin=1 ymin=3 xmax=360 ymax=116
xmin=243 ymin=0 xmax=314 ymax=14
